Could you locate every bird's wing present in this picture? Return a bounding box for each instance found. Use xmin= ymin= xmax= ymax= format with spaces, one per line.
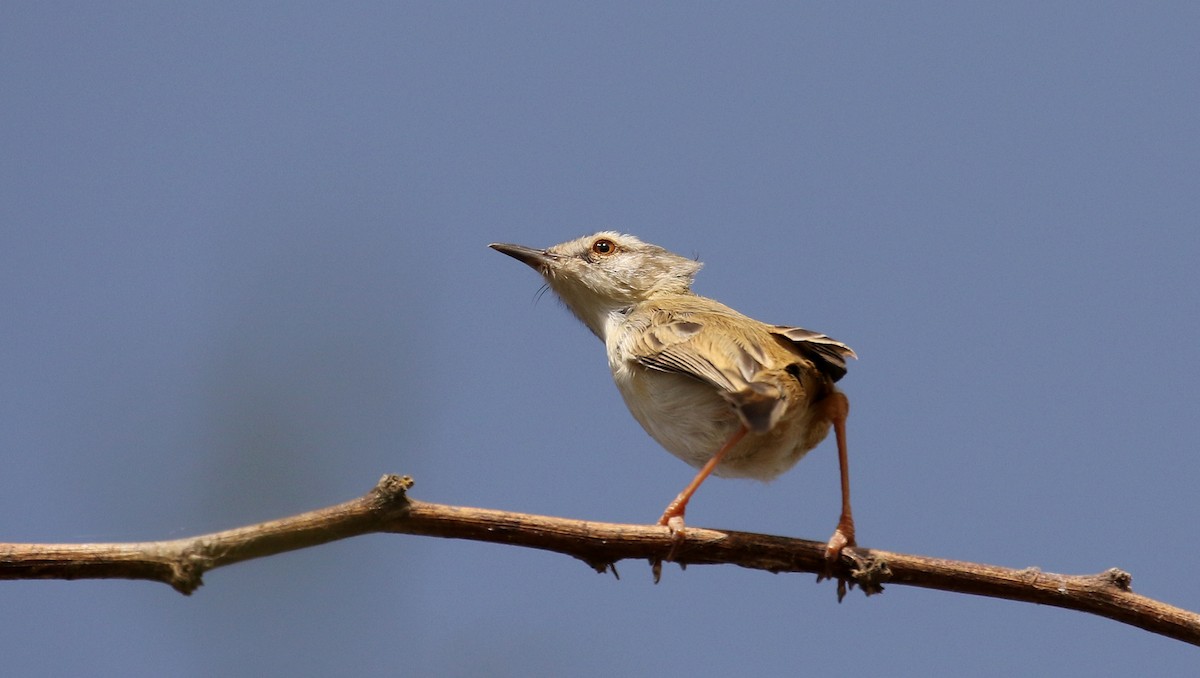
xmin=624 ymin=308 xmax=791 ymax=432
xmin=768 ymin=325 xmax=857 ymax=383
xmin=625 ymin=310 xmax=761 ymax=392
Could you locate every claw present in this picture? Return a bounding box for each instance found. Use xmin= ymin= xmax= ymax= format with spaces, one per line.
xmin=665 ymin=514 xmax=686 ymax=536
xmin=823 ymin=525 xmax=854 ymax=564
xmin=817 ymin=521 xmax=856 ymax=586
xmin=651 ymin=512 xmax=689 ymax=583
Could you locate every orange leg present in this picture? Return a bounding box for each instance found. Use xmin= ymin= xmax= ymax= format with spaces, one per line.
xmin=821 ymin=391 xmax=856 ymax=569
xmin=657 ymin=424 xmax=749 ymax=531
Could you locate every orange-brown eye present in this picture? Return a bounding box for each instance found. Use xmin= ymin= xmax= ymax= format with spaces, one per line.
xmin=591 ymin=238 xmax=616 ymax=255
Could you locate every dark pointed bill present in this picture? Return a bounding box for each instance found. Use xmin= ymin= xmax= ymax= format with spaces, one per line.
xmin=489 ymin=242 xmax=554 ymax=269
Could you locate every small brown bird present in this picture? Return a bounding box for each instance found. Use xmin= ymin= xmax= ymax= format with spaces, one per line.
xmin=491 ymin=232 xmax=857 ymax=569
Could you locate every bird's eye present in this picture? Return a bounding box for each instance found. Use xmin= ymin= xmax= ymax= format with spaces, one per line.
xmin=591 ymin=238 xmax=616 ymax=255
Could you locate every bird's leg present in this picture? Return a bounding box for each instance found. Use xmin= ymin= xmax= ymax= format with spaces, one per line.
xmin=652 ymin=424 xmax=748 ymax=582
xmin=657 ymin=424 xmax=749 ymax=533
xmin=819 ymin=391 xmax=856 ymax=575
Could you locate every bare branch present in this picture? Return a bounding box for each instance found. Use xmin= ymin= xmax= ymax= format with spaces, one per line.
xmin=2 ymin=474 xmax=1197 ymax=646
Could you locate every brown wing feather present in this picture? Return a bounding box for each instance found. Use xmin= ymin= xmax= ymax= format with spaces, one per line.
xmin=629 ymin=314 xmax=743 ymax=393
xmin=769 ymin=325 xmax=857 ymax=382
xmin=623 ymin=309 xmax=791 ymax=433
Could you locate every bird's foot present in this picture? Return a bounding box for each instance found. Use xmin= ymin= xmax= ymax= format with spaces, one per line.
xmin=660 ymin=513 xmax=686 ymax=534
xmin=823 ymin=524 xmax=855 ymax=566
xmin=651 ymin=510 xmax=688 ymax=583
xmin=817 ymin=519 xmax=857 ymax=600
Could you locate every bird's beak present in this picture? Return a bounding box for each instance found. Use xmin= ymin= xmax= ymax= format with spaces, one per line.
xmin=489 ymin=242 xmax=556 ymax=271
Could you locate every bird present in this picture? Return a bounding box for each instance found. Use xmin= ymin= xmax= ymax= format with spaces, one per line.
xmin=490 ymin=232 xmax=858 ymax=572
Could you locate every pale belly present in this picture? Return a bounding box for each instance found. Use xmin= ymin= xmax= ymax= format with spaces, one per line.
xmin=612 ymin=364 xmax=830 ymax=481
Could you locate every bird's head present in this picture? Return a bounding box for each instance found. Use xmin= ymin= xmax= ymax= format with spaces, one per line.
xmin=490 ymin=231 xmax=701 ymax=339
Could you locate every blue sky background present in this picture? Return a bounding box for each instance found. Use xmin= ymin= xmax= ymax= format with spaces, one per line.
xmin=3 ymin=3 xmax=1198 ymax=676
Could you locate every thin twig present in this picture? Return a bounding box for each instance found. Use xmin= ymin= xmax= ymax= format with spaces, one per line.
xmin=1 ymin=474 xmax=1197 ymax=646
